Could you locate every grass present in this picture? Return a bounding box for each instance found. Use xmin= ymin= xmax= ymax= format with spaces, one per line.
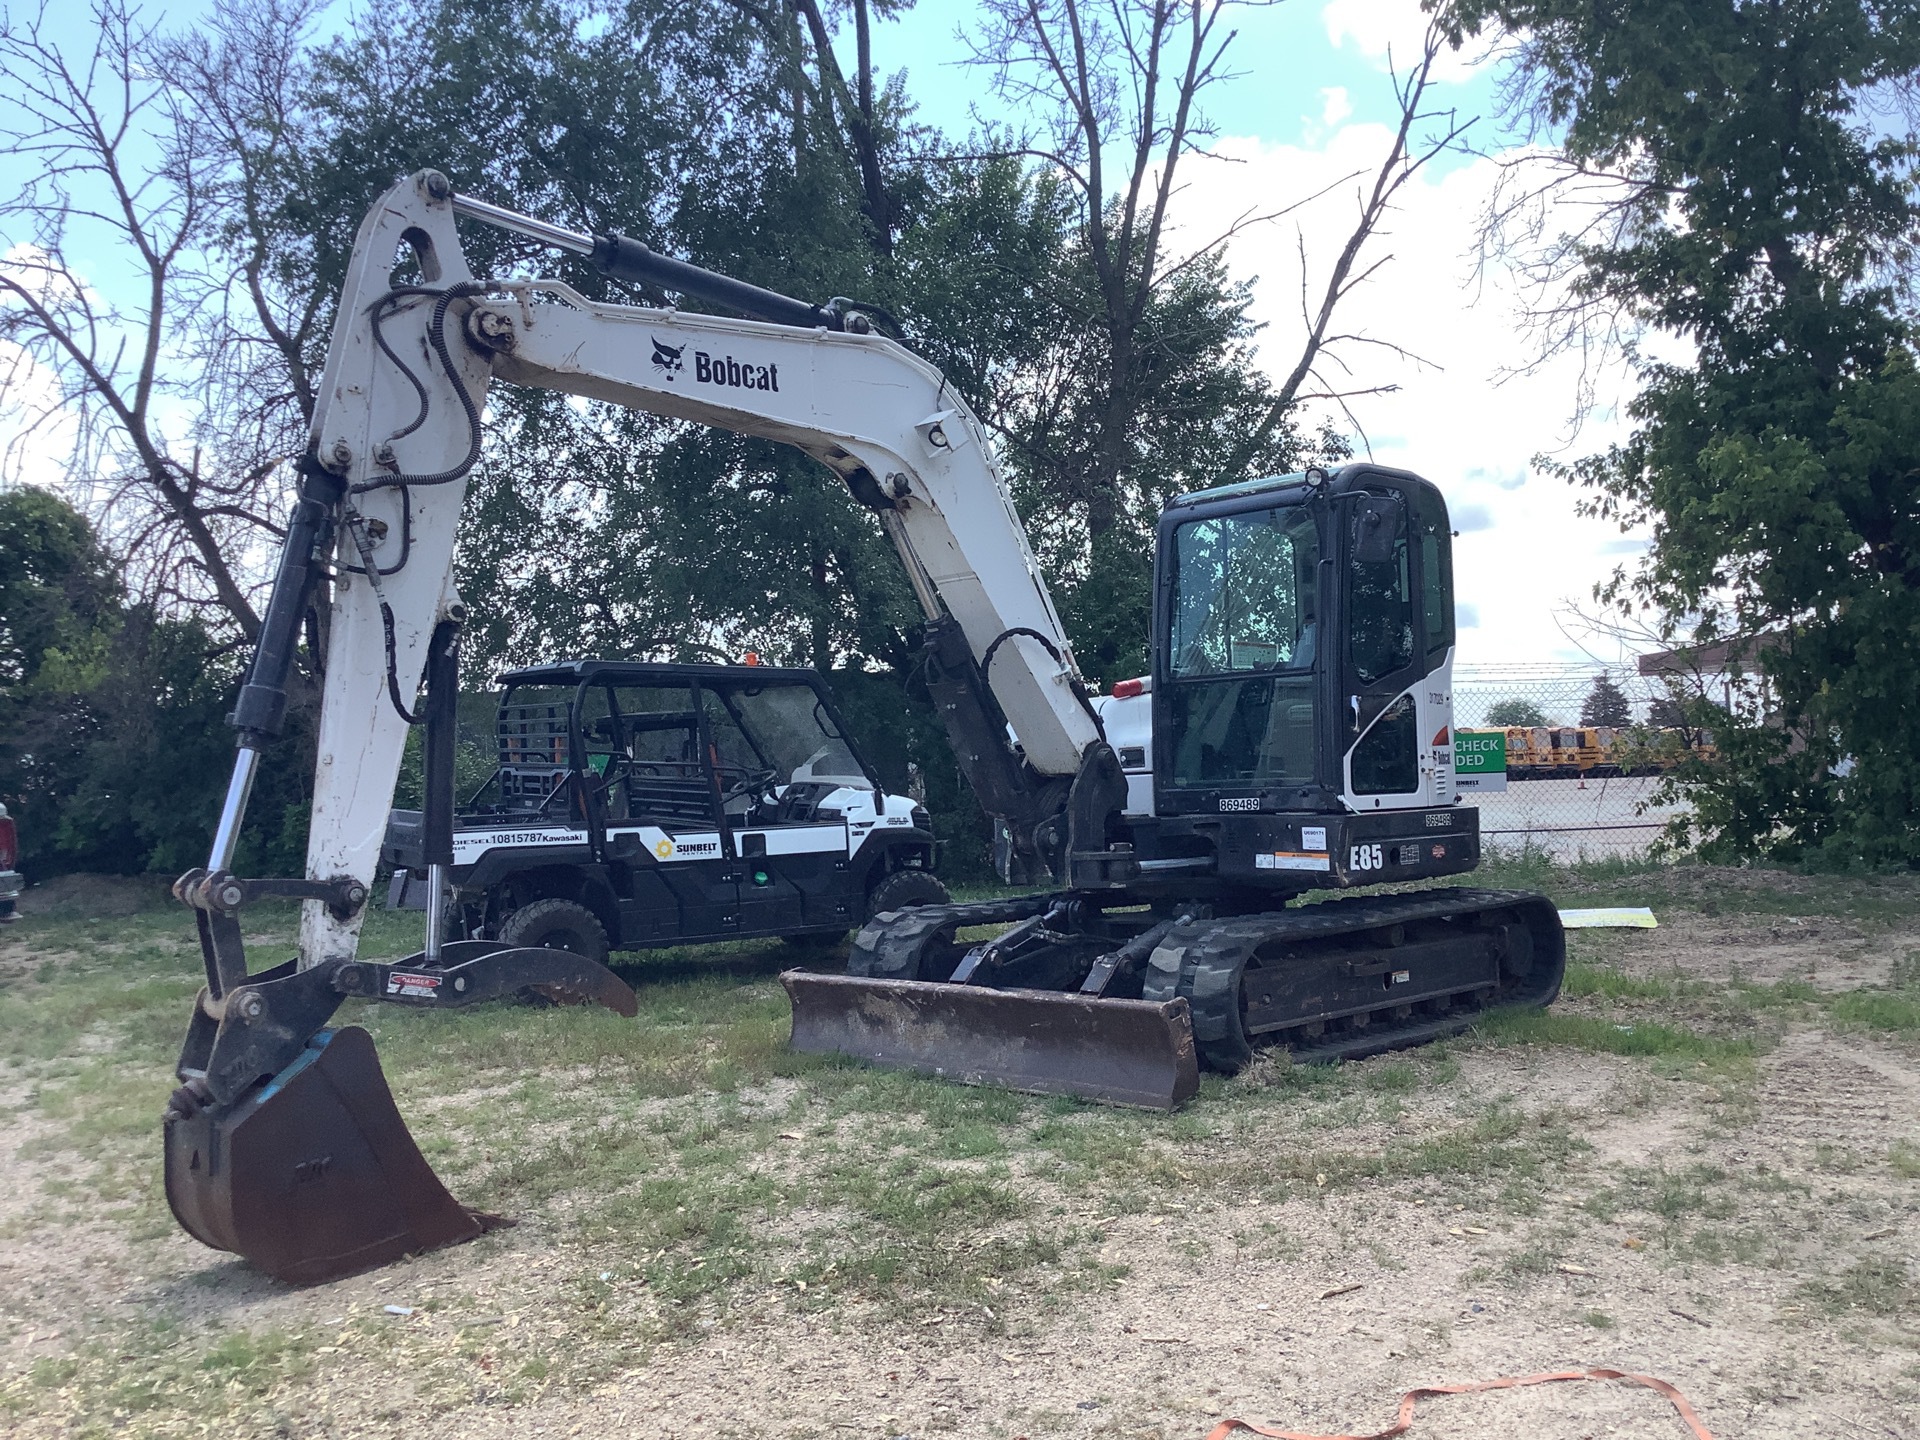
xmin=1473 ymin=1007 xmax=1760 ymax=1073
xmin=1829 ymin=989 xmax=1920 ymax=1034
xmin=1793 ymin=1258 xmax=1920 ymax=1318
xmin=1476 ymin=846 xmax=1920 ymax=929
xmin=3 ymin=857 xmax=1919 ymax=1431
xmin=1579 ymin=1161 xmax=1776 ymax=1229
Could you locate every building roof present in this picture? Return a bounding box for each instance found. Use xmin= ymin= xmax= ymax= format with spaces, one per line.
xmin=1636 ymin=632 xmax=1783 ymax=677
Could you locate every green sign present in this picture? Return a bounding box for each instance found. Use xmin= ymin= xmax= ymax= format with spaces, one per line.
xmin=1454 ymin=729 xmax=1507 ymax=792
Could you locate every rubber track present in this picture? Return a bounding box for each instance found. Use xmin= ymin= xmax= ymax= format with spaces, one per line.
xmin=1144 ymin=888 xmax=1564 ymax=1071
xmin=848 ymin=895 xmax=1051 ymax=981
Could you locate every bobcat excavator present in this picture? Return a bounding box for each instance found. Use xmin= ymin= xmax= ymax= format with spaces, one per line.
xmin=164 ymin=170 xmax=1563 ymax=1285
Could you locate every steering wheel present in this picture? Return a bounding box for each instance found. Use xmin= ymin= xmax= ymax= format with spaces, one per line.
xmin=718 ymin=764 xmax=782 ymax=803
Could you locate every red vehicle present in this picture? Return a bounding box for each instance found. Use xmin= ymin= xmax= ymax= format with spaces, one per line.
xmin=0 ymin=802 xmax=18 ymax=922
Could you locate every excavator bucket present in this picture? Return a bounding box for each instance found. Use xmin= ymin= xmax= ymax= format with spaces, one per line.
xmin=782 ymin=972 xmax=1200 ymax=1110
xmin=164 ymin=1026 xmax=495 ymax=1285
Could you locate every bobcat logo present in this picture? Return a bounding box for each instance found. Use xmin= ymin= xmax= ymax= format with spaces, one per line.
xmin=650 ymin=337 xmax=685 ymax=379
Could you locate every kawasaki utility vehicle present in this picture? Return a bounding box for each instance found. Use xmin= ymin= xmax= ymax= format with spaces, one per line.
xmin=383 ymin=660 xmax=946 ymax=964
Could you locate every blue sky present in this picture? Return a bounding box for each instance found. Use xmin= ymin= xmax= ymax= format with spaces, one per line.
xmin=865 ymin=0 xmax=1503 ymax=163
xmin=4 ymin=0 xmax=1650 ymax=670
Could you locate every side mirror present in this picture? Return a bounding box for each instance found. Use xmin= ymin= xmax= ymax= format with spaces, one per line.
xmin=1351 ymin=496 xmax=1404 ymax=565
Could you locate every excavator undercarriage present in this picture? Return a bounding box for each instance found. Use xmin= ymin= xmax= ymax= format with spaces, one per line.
xmin=785 ymin=886 xmax=1563 ymax=1110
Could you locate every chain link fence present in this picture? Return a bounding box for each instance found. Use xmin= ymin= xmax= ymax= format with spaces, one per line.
xmin=1453 ymin=664 xmax=1695 ymax=860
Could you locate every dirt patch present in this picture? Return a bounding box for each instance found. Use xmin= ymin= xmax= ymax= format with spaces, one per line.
xmin=1601 ymin=910 xmax=1918 ymax=990
xmin=1753 ymin=1027 xmax=1920 ymax=1160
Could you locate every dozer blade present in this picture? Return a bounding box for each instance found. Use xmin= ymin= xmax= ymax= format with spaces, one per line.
xmin=165 ymin=1026 xmax=494 ymax=1285
xmin=782 ymin=972 xmax=1200 ymax=1110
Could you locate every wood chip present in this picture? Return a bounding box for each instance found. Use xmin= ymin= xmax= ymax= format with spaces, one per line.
xmin=1318 ymin=1282 xmax=1364 ymax=1300
xmin=1141 ymin=1336 xmax=1188 ymax=1344
xmin=1862 ymin=1227 xmax=1896 ymax=1241
xmin=1669 ymin=1307 xmax=1711 ymax=1328
xmin=1464 ymin=1226 xmax=1489 ymax=1236
xmin=777 ymin=1132 xmax=802 ymax=1140
xmin=1557 ymin=1263 xmax=1591 ymax=1275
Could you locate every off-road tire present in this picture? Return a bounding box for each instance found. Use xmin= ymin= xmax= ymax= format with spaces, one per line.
xmin=864 ymin=867 xmax=951 ymax=923
xmin=498 ymin=897 xmax=611 ymax=968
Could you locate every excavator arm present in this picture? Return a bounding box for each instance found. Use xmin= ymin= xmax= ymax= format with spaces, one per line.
xmin=165 ymin=171 xmax=1146 ymax=1284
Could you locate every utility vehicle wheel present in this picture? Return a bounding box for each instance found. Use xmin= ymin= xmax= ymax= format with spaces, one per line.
xmin=499 ymin=898 xmax=611 ymax=967
xmin=864 ymin=868 xmax=951 ymax=922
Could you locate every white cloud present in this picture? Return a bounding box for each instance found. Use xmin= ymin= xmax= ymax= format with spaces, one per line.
xmin=1319 ymin=86 xmax=1352 ymax=127
xmin=1465 ymin=463 xmax=1528 ymax=491
xmin=0 ymin=245 xmax=95 ymax=493
xmin=1 ymin=241 xmax=100 ymax=313
xmin=1321 ymin=0 xmax=1482 ymax=85
xmin=1168 ymin=127 xmax=1654 ymax=668
xmin=0 ymin=338 xmax=79 ymax=494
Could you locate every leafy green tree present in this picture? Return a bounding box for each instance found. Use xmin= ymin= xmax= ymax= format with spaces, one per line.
xmin=0 ymin=488 xmax=120 ymax=688
xmin=0 ymin=489 xmax=293 ymax=877
xmin=1451 ymin=0 xmax=1920 ymax=863
xmin=1645 ymin=696 xmax=1685 ymax=730
xmin=1485 ymin=697 xmax=1548 ymax=727
xmin=2 ymin=0 xmax=1387 ymax=879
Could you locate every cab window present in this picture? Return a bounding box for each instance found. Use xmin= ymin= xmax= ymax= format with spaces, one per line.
xmin=1169 ymin=504 xmax=1320 ymax=676
xmin=1346 ymin=497 xmax=1413 ymax=684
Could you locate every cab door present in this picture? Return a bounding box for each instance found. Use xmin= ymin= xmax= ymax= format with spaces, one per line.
xmin=1340 ymin=491 xmax=1426 ymax=809
xmin=1337 ymin=481 xmax=1458 ymax=812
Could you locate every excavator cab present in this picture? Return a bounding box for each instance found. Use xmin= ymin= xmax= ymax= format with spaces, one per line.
xmin=1154 ymin=466 xmax=1461 ymax=829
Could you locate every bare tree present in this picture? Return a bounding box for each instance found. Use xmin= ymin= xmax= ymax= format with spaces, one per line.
xmin=1221 ymin=15 xmax=1472 ymax=479
xmin=0 ymin=0 xmax=320 ymax=642
xmin=969 ymin=0 xmax=1248 ymax=535
xmin=969 ymin=2 xmax=1473 ymax=505
xmin=787 ymin=0 xmax=898 ymax=255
